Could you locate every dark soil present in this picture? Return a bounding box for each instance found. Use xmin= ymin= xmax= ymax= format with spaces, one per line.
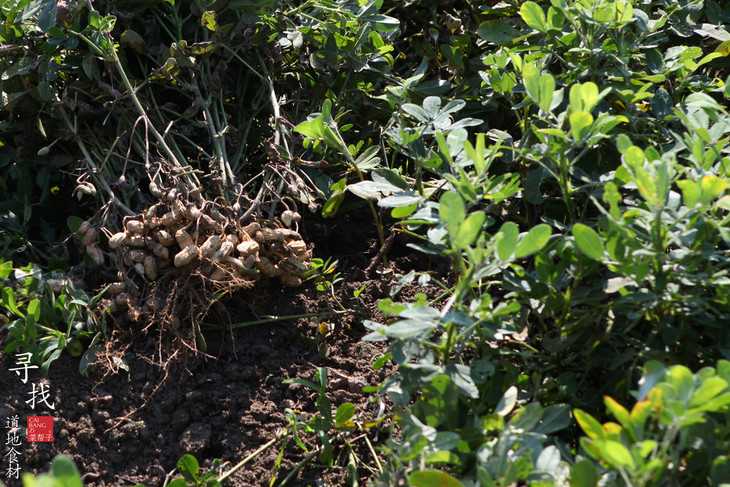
xmin=1 ymin=208 xmax=444 ymax=486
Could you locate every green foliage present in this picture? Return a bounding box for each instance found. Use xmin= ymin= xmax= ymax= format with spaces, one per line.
xmin=4 ymin=0 xmax=730 ymax=485
xmin=574 ymin=360 xmax=730 ymax=486
xmin=1 ymin=260 xmax=103 ymax=375
xmin=0 ymin=454 xmax=83 ymax=487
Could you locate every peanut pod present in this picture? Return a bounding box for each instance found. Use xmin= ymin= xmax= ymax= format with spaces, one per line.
xmin=236 ymin=240 xmax=260 ymax=257
xmin=285 ymin=239 xmax=307 ymax=255
xmin=280 ymin=257 xmax=308 ymax=275
xmin=77 ymin=221 xmax=91 ymax=235
xmin=200 ymin=214 xmax=223 ymax=233
xmin=212 ymin=241 xmax=234 ymax=261
xmin=174 ymin=244 xmax=198 ymax=267
xmin=82 ymin=227 xmax=98 ymax=247
xmin=147 ymin=241 xmax=170 ymax=260
xmin=128 ymin=249 xmax=146 ymax=263
xmin=208 ymin=266 xmax=227 ymax=281
xmin=47 ymin=278 xmax=69 ymax=293
xmin=256 ymin=256 xmax=280 ymax=277
xmin=108 ymin=282 xmax=127 ymax=295
xmin=114 ymin=293 xmax=129 ymax=306
xmin=281 ymin=210 xmax=301 ymax=227
xmin=143 ymin=255 xmax=158 ymax=280
xmin=183 ymin=204 xmax=202 ymax=220
xmin=281 ymin=275 xmax=302 ymax=287
xmin=125 ymin=219 xmax=146 ymax=235
xmin=133 ymin=262 xmax=146 ymax=277
xmin=260 ymin=227 xmax=301 ymax=242
xmin=109 ymin=232 xmax=127 ymax=250
xmin=86 ymin=244 xmax=104 ymax=266
xmin=154 ymin=229 xmax=175 ymax=246
xmin=199 ymin=235 xmax=223 ymax=259
xmin=175 ymin=229 xmax=195 ymax=248
xmin=242 ymin=222 xmax=261 ymax=237
xmin=126 ymin=235 xmax=147 ymax=248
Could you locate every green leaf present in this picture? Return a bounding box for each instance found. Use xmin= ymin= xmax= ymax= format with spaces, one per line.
xmin=177 ymin=454 xmax=200 ymax=482
xmin=573 ymin=224 xmax=604 ymax=261
xmin=677 ymin=180 xmax=700 ymax=208
xmin=635 ymin=167 xmax=660 ymax=207
xmin=701 ymin=175 xmax=726 ymax=204
xmin=66 ymin=216 xmax=84 ymax=233
xmin=47 ymin=454 xmax=83 ymax=487
xmin=496 ymin=221 xmax=519 ymax=261
xmin=574 ymin=409 xmax=605 ymax=440
xmin=570 ymin=112 xmax=593 ymax=143
xmin=604 ymin=396 xmax=631 ymax=431
xmin=391 ymin=202 xmax=418 ymax=218
xmin=409 ymin=469 xmax=465 ymax=487
xmin=547 ymin=6 xmax=565 ymax=31
xmin=569 ymin=82 xmax=599 ymax=114
xmin=335 ymin=403 xmax=356 ymax=425
xmin=535 ymin=404 xmax=571 ymax=434
xmin=27 ymin=298 xmax=40 ymax=325
xmin=454 ymin=211 xmax=486 ymax=248
xmin=0 ymin=261 xmax=13 ymax=280
xmin=38 ymin=0 xmax=58 ymax=33
xmin=686 ymin=92 xmax=724 ymax=111
xmin=637 ymin=361 xmax=666 ymax=400
xmin=201 ymin=11 xmax=218 ymax=32
xmin=523 ymin=64 xmax=554 ymax=113
xmin=439 ymin=192 xmax=465 ymax=238
xmin=521 ymin=1 xmax=549 ymax=33
xmin=689 ymin=377 xmax=729 ymax=408
xmin=2 ymin=287 xmax=24 ymax=318
xmin=570 ymin=459 xmax=599 ymax=487
xmin=595 ymin=439 xmax=635 ymax=469
xmin=384 ymin=319 xmax=437 ymax=339
xmin=495 ymin=386 xmax=518 ymax=416
xmin=666 ymin=365 xmax=694 ymax=402
xmin=514 ymin=224 xmax=551 ymax=259
xmin=623 ymin=145 xmax=645 ymax=168
xmin=477 ymin=19 xmax=522 ymax=43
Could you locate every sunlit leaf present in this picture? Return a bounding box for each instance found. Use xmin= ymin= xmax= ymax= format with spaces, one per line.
xmin=521 ymin=1 xmax=548 ymax=33
xmin=573 ymin=223 xmax=604 ymax=261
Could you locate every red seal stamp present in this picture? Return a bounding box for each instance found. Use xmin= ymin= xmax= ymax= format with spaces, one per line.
xmin=27 ymin=416 xmax=53 ymax=442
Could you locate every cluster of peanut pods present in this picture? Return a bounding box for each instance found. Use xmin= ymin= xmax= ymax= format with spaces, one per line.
xmin=77 ymin=195 xmax=310 ymax=317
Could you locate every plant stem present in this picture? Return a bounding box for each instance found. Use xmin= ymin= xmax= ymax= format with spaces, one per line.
xmin=277 ymin=447 xmax=322 ymax=487
xmin=57 ymin=109 xmax=134 ymax=216
xmin=203 ymin=310 xmax=348 ymax=329
xmin=219 ymin=435 xmax=282 ymax=482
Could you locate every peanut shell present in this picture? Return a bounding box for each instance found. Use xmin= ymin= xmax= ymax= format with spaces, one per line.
xmin=143 ymin=255 xmax=158 ymax=280
xmin=281 ymin=275 xmax=302 ymax=287
xmin=174 ymin=244 xmax=198 ymax=267
xmin=126 ymin=235 xmax=147 ymax=248
xmin=109 ymin=232 xmax=127 ymax=249
xmin=87 ymin=244 xmax=104 ymax=266
xmin=261 ymin=227 xmax=301 ymax=242
xmin=82 ymin=227 xmax=98 ymax=247
xmin=175 ymin=229 xmax=194 ymax=248
xmin=155 ymin=229 xmax=175 ymax=246
xmin=126 ymin=220 xmax=146 ymax=235
xmin=256 ymin=256 xmax=280 ymax=277
xmin=212 ymin=241 xmax=234 ymax=261
xmin=236 ymin=240 xmax=260 ymax=256
xmin=108 ymin=282 xmax=127 ymax=295
xmin=199 ymin=235 xmax=223 ymax=259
